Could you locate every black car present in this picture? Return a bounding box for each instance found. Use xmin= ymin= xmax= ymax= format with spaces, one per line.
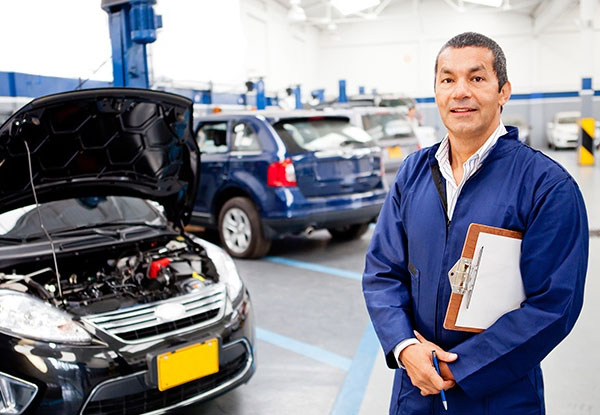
xmin=0 ymin=89 xmax=255 ymax=414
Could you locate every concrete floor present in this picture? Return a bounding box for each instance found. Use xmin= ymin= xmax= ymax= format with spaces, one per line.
xmin=182 ymin=148 xmax=599 ymax=415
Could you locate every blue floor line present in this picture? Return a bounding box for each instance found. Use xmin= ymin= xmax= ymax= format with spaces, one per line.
xmin=330 ymin=322 xmax=380 ymax=415
xmin=264 ymin=256 xmax=363 ymax=281
xmin=256 ymin=327 xmax=352 ymax=372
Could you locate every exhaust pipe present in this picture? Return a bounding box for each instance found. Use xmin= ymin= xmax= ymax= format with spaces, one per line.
xmin=303 ymin=226 xmax=315 ymax=237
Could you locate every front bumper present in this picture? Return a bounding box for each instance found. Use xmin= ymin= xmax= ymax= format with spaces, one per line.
xmin=553 ymin=133 xmax=578 ymax=148
xmin=0 ymin=292 xmax=255 ymax=415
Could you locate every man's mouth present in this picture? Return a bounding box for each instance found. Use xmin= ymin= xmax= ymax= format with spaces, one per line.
xmin=450 ymin=108 xmax=477 ymax=113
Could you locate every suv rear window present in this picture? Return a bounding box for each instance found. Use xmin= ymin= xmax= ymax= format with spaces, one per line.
xmin=273 ymin=118 xmax=374 ymax=154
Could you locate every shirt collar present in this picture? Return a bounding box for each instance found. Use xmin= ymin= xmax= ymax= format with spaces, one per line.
xmin=435 ymin=121 xmax=507 ymax=168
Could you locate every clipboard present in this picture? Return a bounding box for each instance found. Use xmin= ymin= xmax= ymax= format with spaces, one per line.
xmin=443 ymin=224 xmax=526 ymax=333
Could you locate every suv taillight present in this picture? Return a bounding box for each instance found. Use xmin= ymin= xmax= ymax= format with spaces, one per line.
xmin=267 ymin=159 xmax=297 ymax=187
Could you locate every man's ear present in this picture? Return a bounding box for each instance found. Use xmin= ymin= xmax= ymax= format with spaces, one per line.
xmin=499 ymin=80 xmax=512 ymax=106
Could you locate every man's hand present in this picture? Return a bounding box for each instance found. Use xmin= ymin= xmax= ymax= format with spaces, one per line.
xmin=399 ymin=330 xmax=457 ymax=396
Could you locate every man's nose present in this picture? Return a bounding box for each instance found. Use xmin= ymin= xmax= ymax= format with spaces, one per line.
xmin=451 ymin=78 xmax=472 ymax=99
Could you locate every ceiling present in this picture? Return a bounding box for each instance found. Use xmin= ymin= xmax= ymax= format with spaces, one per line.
xmin=274 ymin=0 xmax=577 ymax=34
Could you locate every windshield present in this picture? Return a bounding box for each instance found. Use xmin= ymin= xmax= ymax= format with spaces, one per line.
xmin=361 ymin=113 xmax=414 ymax=140
xmin=558 ymin=117 xmax=578 ymax=124
xmin=273 ymin=118 xmax=375 ymax=154
xmin=380 ymin=98 xmax=414 ymax=108
xmin=0 ymin=196 xmax=165 ymax=239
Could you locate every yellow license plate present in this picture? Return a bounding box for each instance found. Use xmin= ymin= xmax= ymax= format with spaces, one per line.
xmin=157 ymin=339 xmax=219 ymax=391
xmin=387 ymin=146 xmax=403 ymax=159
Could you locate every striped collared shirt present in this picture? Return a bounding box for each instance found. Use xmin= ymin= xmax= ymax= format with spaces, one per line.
xmin=435 ymin=122 xmax=507 ymax=221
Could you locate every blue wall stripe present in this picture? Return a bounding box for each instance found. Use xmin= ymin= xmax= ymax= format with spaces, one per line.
xmin=330 ymin=323 xmax=381 ymax=415
xmin=256 ymin=327 xmax=352 ymax=372
xmin=417 ymin=90 xmax=593 ymax=103
xmin=264 ymin=256 xmax=363 ymax=281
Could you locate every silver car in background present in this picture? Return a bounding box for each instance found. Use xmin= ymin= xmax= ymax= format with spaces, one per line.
xmin=326 ymin=107 xmax=421 ymax=172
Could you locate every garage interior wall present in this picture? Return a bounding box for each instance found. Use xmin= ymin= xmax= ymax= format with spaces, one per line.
xmin=314 ymin=0 xmax=600 ymax=147
xmin=0 ymin=0 xmax=599 ymax=147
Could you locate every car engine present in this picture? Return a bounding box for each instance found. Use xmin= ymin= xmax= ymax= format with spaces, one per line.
xmin=0 ymin=236 xmax=219 ymax=316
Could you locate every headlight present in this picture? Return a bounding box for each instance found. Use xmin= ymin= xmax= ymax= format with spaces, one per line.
xmin=0 ymin=291 xmax=92 ymax=345
xmin=191 ymin=237 xmax=244 ymax=304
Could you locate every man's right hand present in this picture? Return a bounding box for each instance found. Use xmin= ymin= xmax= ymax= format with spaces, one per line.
xmin=399 ymin=332 xmax=458 ymax=396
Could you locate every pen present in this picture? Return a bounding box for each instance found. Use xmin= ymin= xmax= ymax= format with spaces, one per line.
xmin=432 ymin=351 xmax=448 ymax=411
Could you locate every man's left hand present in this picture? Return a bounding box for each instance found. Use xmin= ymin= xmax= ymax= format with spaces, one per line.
xmin=414 ymin=330 xmax=456 ymax=387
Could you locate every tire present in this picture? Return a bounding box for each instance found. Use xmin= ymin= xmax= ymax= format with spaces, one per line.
xmin=328 ymin=223 xmax=370 ymax=241
xmin=218 ymin=197 xmax=271 ymax=259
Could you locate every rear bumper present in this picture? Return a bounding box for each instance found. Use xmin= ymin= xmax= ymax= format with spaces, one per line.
xmin=262 ymin=198 xmax=383 ymax=238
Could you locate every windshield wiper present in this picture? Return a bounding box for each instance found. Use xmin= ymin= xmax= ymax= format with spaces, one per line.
xmin=0 ymin=237 xmax=23 ymax=245
xmin=25 ymin=221 xmax=168 ymax=241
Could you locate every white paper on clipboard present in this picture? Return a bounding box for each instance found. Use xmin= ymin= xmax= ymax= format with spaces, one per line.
xmin=455 ymin=232 xmax=526 ymax=329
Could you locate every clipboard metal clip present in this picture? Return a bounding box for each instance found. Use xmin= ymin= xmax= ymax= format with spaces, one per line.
xmin=448 ymin=246 xmax=484 ymax=309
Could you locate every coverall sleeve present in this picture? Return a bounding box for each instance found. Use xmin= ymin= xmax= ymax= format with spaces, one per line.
xmin=362 ymin=178 xmax=414 ymax=369
xmin=448 ymin=177 xmax=588 ymax=398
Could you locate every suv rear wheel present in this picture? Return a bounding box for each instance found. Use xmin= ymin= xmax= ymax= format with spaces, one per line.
xmin=327 ymin=223 xmax=370 ymax=241
xmin=218 ymin=197 xmax=272 ymax=259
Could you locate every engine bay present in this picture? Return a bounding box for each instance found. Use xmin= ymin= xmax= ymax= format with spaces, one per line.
xmin=0 ymin=235 xmax=219 ymax=316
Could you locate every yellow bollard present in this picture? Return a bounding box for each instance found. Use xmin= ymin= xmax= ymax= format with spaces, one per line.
xmin=578 ymin=118 xmax=595 ymax=166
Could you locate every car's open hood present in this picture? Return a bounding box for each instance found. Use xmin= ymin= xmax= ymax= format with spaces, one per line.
xmin=0 ymin=88 xmax=198 ymax=226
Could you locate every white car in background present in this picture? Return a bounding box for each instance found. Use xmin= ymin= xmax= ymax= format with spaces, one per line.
xmin=546 ymin=111 xmax=600 ymax=150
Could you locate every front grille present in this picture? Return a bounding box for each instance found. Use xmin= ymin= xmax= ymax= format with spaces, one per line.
xmin=81 ymin=341 xmax=251 ymax=415
xmin=118 ymin=309 xmax=220 ymax=341
xmin=83 ymin=285 xmax=226 ymax=343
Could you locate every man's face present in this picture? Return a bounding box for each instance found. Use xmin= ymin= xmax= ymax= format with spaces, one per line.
xmin=435 ymin=46 xmax=511 ymax=141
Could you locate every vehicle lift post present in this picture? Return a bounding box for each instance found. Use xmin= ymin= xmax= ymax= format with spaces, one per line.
xmin=338 ymin=80 xmax=348 ymax=103
xmin=293 ymin=85 xmax=302 ymax=109
xmin=101 ymin=0 xmax=162 ymax=88
xmin=256 ymin=79 xmax=266 ymax=110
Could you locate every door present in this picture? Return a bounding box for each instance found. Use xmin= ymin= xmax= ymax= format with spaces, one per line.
xmin=193 ymin=121 xmax=230 ymax=222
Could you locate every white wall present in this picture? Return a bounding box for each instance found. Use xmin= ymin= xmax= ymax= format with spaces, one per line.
xmin=0 ymin=0 xmax=598 ymax=103
xmin=239 ymin=0 xmax=320 ymax=93
xmin=0 ymin=0 xmax=320 ymax=98
xmin=0 ymin=0 xmax=112 ymax=81
xmin=152 ymin=0 xmax=247 ymax=87
xmin=316 ymin=0 xmax=600 ymax=98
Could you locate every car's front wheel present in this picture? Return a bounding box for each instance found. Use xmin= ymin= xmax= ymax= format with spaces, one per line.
xmin=327 ymin=223 xmax=370 ymax=241
xmin=218 ymin=197 xmax=272 ymax=259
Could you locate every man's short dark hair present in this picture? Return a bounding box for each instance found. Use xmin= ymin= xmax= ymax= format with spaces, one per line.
xmin=434 ymin=32 xmax=508 ymax=92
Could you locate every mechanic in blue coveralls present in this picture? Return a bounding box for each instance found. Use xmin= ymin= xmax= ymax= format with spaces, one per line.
xmin=363 ymin=32 xmax=588 ymax=415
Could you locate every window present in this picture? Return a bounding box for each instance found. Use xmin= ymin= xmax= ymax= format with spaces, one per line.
xmin=273 ymin=117 xmax=374 ymax=154
xmin=196 ymin=122 xmax=228 ymax=154
xmin=231 ymin=122 xmax=261 ymax=152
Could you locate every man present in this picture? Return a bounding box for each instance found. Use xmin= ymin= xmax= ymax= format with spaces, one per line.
xmin=363 ymin=32 xmax=588 ymax=415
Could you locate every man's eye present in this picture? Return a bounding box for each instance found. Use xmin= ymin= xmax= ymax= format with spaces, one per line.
xmin=473 ymin=76 xmax=484 ymax=82
xmin=441 ymin=78 xmax=453 ymax=84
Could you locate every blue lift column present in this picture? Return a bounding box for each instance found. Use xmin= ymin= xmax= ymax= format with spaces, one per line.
xmin=101 ymin=0 xmax=162 ymax=88
xmin=338 ymin=80 xmax=348 ymax=103
xmin=294 ymin=86 xmax=302 ymax=109
xmin=256 ymin=79 xmax=266 ymax=110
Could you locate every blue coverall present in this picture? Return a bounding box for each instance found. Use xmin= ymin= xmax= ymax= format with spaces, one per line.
xmin=363 ymin=127 xmax=588 ymax=415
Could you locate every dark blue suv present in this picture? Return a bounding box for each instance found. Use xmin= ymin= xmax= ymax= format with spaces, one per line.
xmin=191 ymin=111 xmax=387 ymax=258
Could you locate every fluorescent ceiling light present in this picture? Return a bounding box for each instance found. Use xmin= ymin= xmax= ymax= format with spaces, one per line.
xmin=331 ymin=0 xmax=381 ymax=16
xmin=288 ymin=5 xmax=306 ymax=21
xmin=462 ymin=0 xmax=503 ymax=7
